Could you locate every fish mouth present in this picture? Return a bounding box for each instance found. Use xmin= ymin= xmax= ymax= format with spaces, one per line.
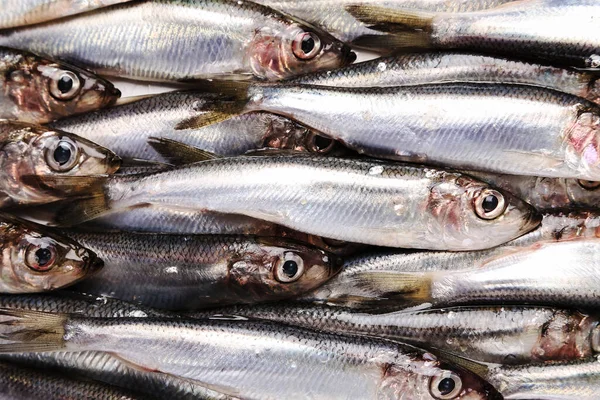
xmin=102 ymin=85 xmax=122 ymax=107
xmin=343 ymin=48 xmax=357 ymax=65
xmin=521 ymin=208 xmax=543 ymax=234
xmin=106 ymin=152 xmax=123 ymax=173
xmin=87 ymin=254 xmax=104 ymax=274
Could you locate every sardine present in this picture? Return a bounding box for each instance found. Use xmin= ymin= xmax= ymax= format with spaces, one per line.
xmin=50 ymin=91 xmax=346 ymax=162
xmin=68 ymin=232 xmax=340 ymax=310
xmin=0 ymin=47 xmax=119 ymax=124
xmin=0 ymin=310 xmax=500 ymax=400
xmin=0 ymin=0 xmax=131 ymax=29
xmin=0 ymin=0 xmax=354 ymax=81
xmin=347 ymin=0 xmax=600 ymax=68
xmin=0 ymin=214 xmax=102 ymax=293
xmin=198 ymin=81 xmax=600 ymax=180
xmin=41 ymin=155 xmax=540 ymax=250
xmin=294 ymin=51 xmax=600 ymax=106
xmin=0 ymin=120 xmax=121 ymax=208
xmin=191 ymin=304 xmax=600 ymax=365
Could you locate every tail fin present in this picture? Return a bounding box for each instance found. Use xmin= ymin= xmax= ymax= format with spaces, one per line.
xmin=0 ymin=308 xmax=66 ymax=353
xmin=346 ymin=5 xmax=434 ymax=31
xmin=352 ymin=272 xmax=432 ymax=302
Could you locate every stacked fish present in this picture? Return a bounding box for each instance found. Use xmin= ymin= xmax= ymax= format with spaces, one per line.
xmin=0 ymin=0 xmax=599 ymax=399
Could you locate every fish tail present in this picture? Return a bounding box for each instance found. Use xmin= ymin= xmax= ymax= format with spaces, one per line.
xmin=354 ymin=272 xmax=432 ymax=302
xmin=345 ymin=5 xmax=435 ymax=32
xmin=0 ymin=308 xmax=67 ymax=353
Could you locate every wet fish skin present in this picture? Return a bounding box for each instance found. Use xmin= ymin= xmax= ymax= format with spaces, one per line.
xmin=0 ymin=0 xmax=354 ymax=81
xmin=0 ymin=120 xmax=121 ymax=208
xmin=0 ymin=0 xmax=132 ymax=29
xmin=53 ymin=156 xmax=540 ymax=250
xmin=0 ymin=214 xmax=102 ymax=293
xmin=192 ymin=304 xmax=600 ymax=365
xmin=0 ymin=47 xmax=119 ymax=124
xmin=68 ymin=232 xmax=340 ymax=310
xmin=293 ymin=51 xmax=600 ymax=106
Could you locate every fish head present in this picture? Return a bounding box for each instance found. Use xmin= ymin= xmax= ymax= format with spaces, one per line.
xmin=0 ymin=214 xmax=103 ymax=293
xmin=228 ymin=238 xmax=342 ymax=301
xmin=0 ymin=121 xmax=120 ymax=206
xmin=564 ymin=110 xmax=600 ymax=179
xmin=426 ymin=173 xmax=541 ymax=250
xmin=565 ymin=178 xmax=600 ymax=207
xmin=2 ymin=48 xmax=120 ymax=123
xmin=248 ymin=18 xmax=355 ymax=80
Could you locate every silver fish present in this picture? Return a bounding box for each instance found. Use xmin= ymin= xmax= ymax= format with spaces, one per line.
xmin=347 ymin=0 xmax=600 ymax=68
xmin=42 ymin=156 xmax=540 ymax=250
xmin=192 ymin=304 xmax=600 ymax=365
xmin=0 ymin=0 xmax=354 ymax=81
xmin=0 ymin=47 xmax=119 ymax=124
xmin=0 ymin=310 xmax=500 ymax=400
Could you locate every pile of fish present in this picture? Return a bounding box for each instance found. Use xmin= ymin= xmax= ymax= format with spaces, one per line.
xmin=0 ymin=0 xmax=599 ymax=399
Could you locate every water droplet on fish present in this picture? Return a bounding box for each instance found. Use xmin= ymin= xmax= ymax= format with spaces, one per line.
xmin=368 ymin=166 xmax=384 ymax=175
xmin=377 ymin=62 xmax=387 ymax=72
xmin=322 ymin=256 xmax=329 ymax=263
xmin=165 ymin=266 xmax=178 ymax=274
xmin=588 ymin=54 xmax=600 ymax=68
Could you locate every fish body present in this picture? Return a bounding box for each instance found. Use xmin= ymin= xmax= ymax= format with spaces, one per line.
xmin=53 ymin=156 xmax=539 ymax=250
xmin=0 ymin=120 xmax=120 ymax=208
xmin=0 ymin=47 xmax=119 ymax=124
xmin=0 ymin=0 xmax=353 ymax=81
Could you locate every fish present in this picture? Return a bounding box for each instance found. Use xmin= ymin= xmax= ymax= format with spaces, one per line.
xmin=0 ymin=47 xmax=120 ymax=124
xmin=68 ymin=232 xmax=340 ymax=310
xmin=193 ymin=80 xmax=600 ymax=180
xmin=0 ymin=214 xmax=102 ymax=293
xmin=293 ymin=51 xmax=600 ymax=106
xmin=0 ymin=120 xmax=121 ymax=208
xmin=191 ymin=304 xmax=600 ymax=365
xmin=40 ymin=155 xmax=540 ymax=250
xmin=0 ymin=0 xmax=132 ymax=29
xmin=346 ymin=0 xmax=600 ymax=68
xmin=299 ymin=211 xmax=600 ymax=309
xmin=253 ymin=0 xmax=514 ymax=46
xmin=0 ymin=361 xmax=149 ymax=400
xmin=0 ymin=0 xmax=355 ymax=82
xmin=0 ymin=309 xmax=500 ymax=400
xmin=49 ymin=91 xmax=347 ymax=163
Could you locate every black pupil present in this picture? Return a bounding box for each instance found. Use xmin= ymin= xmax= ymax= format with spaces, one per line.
xmin=282 ymin=260 xmax=298 ymax=277
xmin=482 ymin=195 xmax=499 ymax=213
xmin=53 ymin=142 xmax=72 ymax=165
xmin=301 ymin=35 xmax=315 ymax=54
xmin=35 ymin=248 xmax=52 ymax=267
xmin=314 ymin=135 xmax=333 ymax=152
xmin=438 ymin=378 xmax=456 ymax=396
xmin=57 ymin=75 xmax=73 ymax=94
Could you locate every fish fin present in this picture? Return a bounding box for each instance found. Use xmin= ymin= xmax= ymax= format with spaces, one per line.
xmin=243 ymin=148 xmax=311 ymax=157
xmin=352 ymin=272 xmax=432 ymax=301
xmin=147 ymin=137 xmax=220 ymax=164
xmin=108 ymin=352 xmax=161 ymax=373
xmin=192 ymin=79 xmax=253 ymax=100
xmin=21 ymin=174 xmax=109 ymax=197
xmin=114 ymin=94 xmax=155 ymax=106
xmin=434 ymin=349 xmax=491 ymax=378
xmin=0 ymin=308 xmax=67 ymax=353
xmin=351 ymin=32 xmax=432 ymax=51
xmin=345 ymin=5 xmax=434 ymax=31
xmin=51 ymin=194 xmax=113 ymax=227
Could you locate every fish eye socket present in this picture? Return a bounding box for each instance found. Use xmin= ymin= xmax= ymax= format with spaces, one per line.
xmin=45 ymin=137 xmax=80 ymax=172
xmin=429 ymin=372 xmax=462 ymax=399
xmin=292 ymin=32 xmax=321 ymax=60
xmin=577 ymin=179 xmax=600 ymax=190
xmin=49 ymin=70 xmax=81 ymax=100
xmin=474 ymin=189 xmax=506 ymax=220
xmin=308 ymin=133 xmax=335 ymax=154
xmin=275 ymin=252 xmax=305 ymax=283
xmin=25 ymin=244 xmax=57 ymax=272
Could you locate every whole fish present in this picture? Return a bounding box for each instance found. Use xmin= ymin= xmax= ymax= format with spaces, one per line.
xmin=0 ymin=120 xmax=121 ymax=208
xmin=0 ymin=47 xmax=119 ymax=124
xmin=0 ymin=361 xmax=149 ymax=400
xmin=199 ymin=81 xmax=600 ymax=180
xmin=0 ymin=310 xmax=500 ymax=400
xmin=347 ymin=0 xmax=600 ymax=68
xmin=42 ymin=155 xmax=540 ymax=250
xmin=68 ymin=232 xmax=340 ymax=310
xmin=192 ymin=304 xmax=600 ymax=365
xmin=50 ymin=91 xmax=346 ymax=162
xmin=300 ymin=212 xmax=600 ymax=309
xmin=0 ymin=214 xmax=102 ymax=293
xmin=254 ymin=0 xmax=514 ymax=45
xmin=0 ymin=0 xmax=131 ymax=29
xmin=0 ymin=0 xmax=355 ymax=81
xmin=294 ymin=52 xmax=600 ymax=106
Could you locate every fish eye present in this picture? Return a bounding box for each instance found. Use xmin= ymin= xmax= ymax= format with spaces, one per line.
xmin=275 ymin=252 xmax=305 ymax=283
xmin=474 ymin=189 xmax=506 ymax=220
xmin=49 ymin=70 xmax=81 ymax=100
xmin=577 ymin=179 xmax=600 ymax=190
xmin=308 ymin=133 xmax=335 ymax=154
xmin=292 ymin=32 xmax=321 ymax=60
xmin=45 ymin=137 xmax=80 ymax=172
xmin=25 ymin=244 xmax=57 ymax=272
xmin=429 ymin=372 xmax=463 ymax=399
